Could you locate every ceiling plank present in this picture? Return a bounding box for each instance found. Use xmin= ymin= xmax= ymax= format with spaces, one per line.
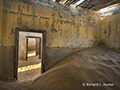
xmin=91 ymin=0 xmax=120 ymax=10
xmin=76 ymin=0 xmax=90 ymax=7
xmin=56 ymin=0 xmax=61 ymax=3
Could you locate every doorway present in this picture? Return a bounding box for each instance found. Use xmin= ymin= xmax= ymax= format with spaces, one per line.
xmin=26 ymin=36 xmax=41 ymax=61
xmin=15 ymin=28 xmax=46 ymax=82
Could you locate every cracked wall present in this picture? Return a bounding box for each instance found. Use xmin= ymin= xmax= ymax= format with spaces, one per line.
xmin=0 ymin=0 xmax=99 ymax=81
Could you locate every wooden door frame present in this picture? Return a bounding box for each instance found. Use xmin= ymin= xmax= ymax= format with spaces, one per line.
xmin=15 ymin=28 xmax=46 ymax=81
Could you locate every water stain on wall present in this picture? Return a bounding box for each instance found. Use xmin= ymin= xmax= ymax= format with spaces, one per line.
xmin=108 ymin=21 xmax=111 ymax=36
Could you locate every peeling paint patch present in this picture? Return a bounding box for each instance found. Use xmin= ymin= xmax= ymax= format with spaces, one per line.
xmin=104 ymin=29 xmax=107 ymax=35
xmin=76 ymin=26 xmax=79 ymax=38
xmin=45 ymin=21 xmax=49 ymax=27
xmin=85 ymin=17 xmax=88 ymax=39
xmin=64 ymin=13 xmax=70 ymax=19
xmin=17 ymin=5 xmax=21 ymax=25
xmin=9 ymin=29 xmax=15 ymax=35
xmin=51 ymin=29 xmax=57 ymax=33
xmin=108 ymin=21 xmax=111 ymax=36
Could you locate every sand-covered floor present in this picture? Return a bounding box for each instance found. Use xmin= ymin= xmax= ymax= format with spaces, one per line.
xmin=18 ymin=55 xmax=41 ymax=82
xmin=0 ymin=45 xmax=120 ymax=90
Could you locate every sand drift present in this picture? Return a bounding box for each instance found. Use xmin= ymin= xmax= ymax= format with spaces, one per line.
xmin=0 ymin=45 xmax=120 ymax=90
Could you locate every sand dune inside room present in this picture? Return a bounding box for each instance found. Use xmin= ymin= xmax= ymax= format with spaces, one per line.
xmin=0 ymin=46 xmax=120 ymax=90
xmin=0 ymin=0 xmax=120 ymax=90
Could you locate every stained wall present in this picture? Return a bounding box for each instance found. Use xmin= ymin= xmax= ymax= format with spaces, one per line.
xmin=0 ymin=0 xmax=99 ymax=81
xmin=98 ymin=5 xmax=120 ymax=51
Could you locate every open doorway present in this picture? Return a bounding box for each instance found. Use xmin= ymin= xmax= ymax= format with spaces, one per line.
xmin=15 ymin=28 xmax=46 ymax=82
xmin=26 ymin=36 xmax=41 ymax=61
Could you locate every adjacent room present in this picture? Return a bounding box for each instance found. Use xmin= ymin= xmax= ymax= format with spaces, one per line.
xmin=0 ymin=0 xmax=120 ymax=90
xmin=18 ymin=31 xmax=43 ymax=82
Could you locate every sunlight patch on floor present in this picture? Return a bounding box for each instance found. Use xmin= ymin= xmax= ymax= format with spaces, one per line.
xmin=27 ymin=52 xmax=36 ymax=57
xmin=18 ymin=63 xmax=41 ymax=72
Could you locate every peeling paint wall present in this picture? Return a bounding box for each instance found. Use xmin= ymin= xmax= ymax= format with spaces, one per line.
xmin=99 ymin=12 xmax=120 ymax=51
xmin=0 ymin=0 xmax=99 ymax=81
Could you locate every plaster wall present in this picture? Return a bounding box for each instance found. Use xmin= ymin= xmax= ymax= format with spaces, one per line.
xmin=0 ymin=0 xmax=99 ymax=81
xmin=99 ymin=10 xmax=120 ymax=51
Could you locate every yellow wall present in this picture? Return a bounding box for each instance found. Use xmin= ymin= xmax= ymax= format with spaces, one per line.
xmin=0 ymin=0 xmax=99 ymax=81
xmin=99 ymin=13 xmax=120 ymax=51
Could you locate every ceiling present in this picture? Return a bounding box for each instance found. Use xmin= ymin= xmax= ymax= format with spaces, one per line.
xmin=55 ymin=0 xmax=120 ymax=11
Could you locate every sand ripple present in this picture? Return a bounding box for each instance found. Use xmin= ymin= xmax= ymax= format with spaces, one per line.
xmin=0 ymin=45 xmax=120 ymax=90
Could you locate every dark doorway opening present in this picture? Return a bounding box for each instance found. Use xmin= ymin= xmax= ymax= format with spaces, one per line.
xmin=15 ymin=28 xmax=46 ymax=82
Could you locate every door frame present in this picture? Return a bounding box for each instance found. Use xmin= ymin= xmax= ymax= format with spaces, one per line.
xmin=15 ymin=28 xmax=46 ymax=81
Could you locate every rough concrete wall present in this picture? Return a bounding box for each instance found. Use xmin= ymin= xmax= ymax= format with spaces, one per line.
xmin=0 ymin=0 xmax=99 ymax=81
xmin=99 ymin=11 xmax=120 ymax=51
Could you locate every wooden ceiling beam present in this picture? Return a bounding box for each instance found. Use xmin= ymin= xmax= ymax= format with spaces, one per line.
xmin=91 ymin=0 xmax=119 ymax=10
xmin=55 ymin=0 xmax=61 ymax=3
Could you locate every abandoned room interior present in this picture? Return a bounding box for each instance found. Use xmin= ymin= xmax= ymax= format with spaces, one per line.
xmin=0 ymin=0 xmax=120 ymax=90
